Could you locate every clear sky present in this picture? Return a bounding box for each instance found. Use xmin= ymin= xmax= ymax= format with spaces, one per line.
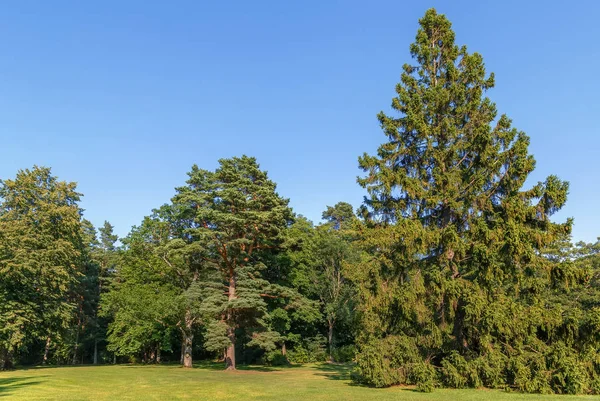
xmin=1 ymin=1 xmax=598 ymax=242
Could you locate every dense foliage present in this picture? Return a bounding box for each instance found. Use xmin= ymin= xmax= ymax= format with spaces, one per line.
xmin=0 ymin=8 xmax=598 ymax=396
xmin=352 ymin=8 xmax=598 ymax=394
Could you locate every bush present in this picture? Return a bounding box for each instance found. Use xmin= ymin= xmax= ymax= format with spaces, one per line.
xmin=354 ymin=336 xmax=419 ymax=387
xmin=265 ymin=350 xmax=289 ymax=366
xmin=440 ymin=351 xmax=481 ymax=388
xmin=412 ymin=361 xmax=437 ymax=393
xmin=332 ymin=345 xmax=356 ymax=363
xmin=287 ymin=336 xmax=328 ymax=364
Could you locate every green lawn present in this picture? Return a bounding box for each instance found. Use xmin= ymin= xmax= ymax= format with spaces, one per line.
xmin=0 ymin=363 xmax=595 ymax=400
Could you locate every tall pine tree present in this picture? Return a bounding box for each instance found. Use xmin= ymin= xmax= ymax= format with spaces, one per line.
xmin=172 ymin=156 xmax=293 ymax=370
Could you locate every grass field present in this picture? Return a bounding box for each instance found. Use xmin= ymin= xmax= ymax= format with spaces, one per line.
xmin=0 ymin=363 xmax=596 ymax=401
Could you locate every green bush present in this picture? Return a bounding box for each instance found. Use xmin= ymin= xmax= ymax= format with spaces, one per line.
xmin=332 ymin=345 xmax=356 ymax=363
xmin=265 ymin=350 xmax=289 ymax=366
xmin=287 ymin=335 xmax=328 ymax=364
xmin=411 ymin=361 xmax=437 ymax=393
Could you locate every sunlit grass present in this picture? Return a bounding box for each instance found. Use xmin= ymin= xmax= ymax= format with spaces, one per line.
xmin=0 ymin=363 xmax=595 ymax=400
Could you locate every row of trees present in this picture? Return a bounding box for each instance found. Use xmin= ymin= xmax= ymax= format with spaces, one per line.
xmin=0 ymin=162 xmax=357 ymax=371
xmin=1 ymin=7 xmax=599 ymax=395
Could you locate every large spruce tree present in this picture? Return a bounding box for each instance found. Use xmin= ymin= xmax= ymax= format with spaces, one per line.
xmin=352 ymin=9 xmax=586 ymax=393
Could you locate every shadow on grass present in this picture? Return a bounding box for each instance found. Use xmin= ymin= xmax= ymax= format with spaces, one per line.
xmin=311 ymin=363 xmax=356 ymax=382
xmin=0 ymin=377 xmax=44 ymax=398
xmin=193 ymin=360 xmax=306 ymax=372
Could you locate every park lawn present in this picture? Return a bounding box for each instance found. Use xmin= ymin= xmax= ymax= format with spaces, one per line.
xmin=0 ymin=363 xmax=596 ymax=401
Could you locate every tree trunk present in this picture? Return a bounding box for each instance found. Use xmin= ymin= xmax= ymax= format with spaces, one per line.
xmin=93 ymin=339 xmax=98 ymax=365
xmin=328 ymin=319 xmax=334 ymax=361
xmin=43 ymin=337 xmax=51 ymax=365
xmin=72 ymin=321 xmax=81 ymax=365
xmin=225 ymin=329 xmax=235 ymax=370
xmin=156 ymin=346 xmax=161 ymax=364
xmin=0 ymin=347 xmax=13 ymax=370
xmin=180 ymin=342 xmax=185 ymax=365
xmin=182 ymin=309 xmax=194 ymax=368
xmin=225 ymin=274 xmax=237 ymax=370
xmin=182 ymin=332 xmax=193 ymax=368
xmin=281 ymin=342 xmax=287 ymax=356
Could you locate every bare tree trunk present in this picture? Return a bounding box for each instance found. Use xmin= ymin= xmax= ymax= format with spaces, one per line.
xmin=72 ymin=320 xmax=81 ymax=365
xmin=182 ymin=309 xmax=194 ymax=368
xmin=182 ymin=332 xmax=193 ymax=368
xmin=225 ymin=327 xmax=235 ymax=370
xmin=113 ymin=353 xmax=116 ymax=364
xmin=93 ymin=339 xmax=98 ymax=365
xmin=225 ymin=274 xmax=237 ymax=370
xmin=0 ymin=347 xmax=13 ymax=370
xmin=328 ymin=319 xmax=334 ymax=361
xmin=43 ymin=337 xmax=51 ymax=365
xmin=156 ymin=346 xmax=161 ymax=364
xmin=281 ymin=341 xmax=287 ymax=356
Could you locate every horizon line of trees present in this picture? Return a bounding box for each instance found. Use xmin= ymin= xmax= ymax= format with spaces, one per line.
xmin=1 ymin=8 xmax=600 ymax=395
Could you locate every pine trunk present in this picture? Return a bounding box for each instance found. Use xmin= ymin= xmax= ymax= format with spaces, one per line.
xmin=93 ymin=339 xmax=98 ymax=365
xmin=225 ymin=274 xmax=237 ymax=370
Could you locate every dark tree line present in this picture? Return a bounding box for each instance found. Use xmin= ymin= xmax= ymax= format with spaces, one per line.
xmin=1 ymin=8 xmax=599 ymax=395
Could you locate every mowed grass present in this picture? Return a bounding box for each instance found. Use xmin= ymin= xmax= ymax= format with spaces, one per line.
xmin=0 ymin=363 xmax=596 ymax=401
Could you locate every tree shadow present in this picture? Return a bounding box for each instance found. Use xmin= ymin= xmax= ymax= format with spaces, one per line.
xmin=311 ymin=363 xmax=355 ymax=381
xmin=0 ymin=377 xmax=44 ymax=398
xmin=18 ymin=364 xmax=97 ymax=371
xmin=193 ymin=361 xmax=305 ymax=372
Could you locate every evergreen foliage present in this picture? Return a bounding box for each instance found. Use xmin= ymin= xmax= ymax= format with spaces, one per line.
xmin=352 ymin=8 xmax=595 ymax=394
xmin=0 ymin=10 xmax=597 ymax=397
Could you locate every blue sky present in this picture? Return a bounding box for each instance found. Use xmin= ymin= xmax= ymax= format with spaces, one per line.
xmin=1 ymin=1 xmax=598 ymax=242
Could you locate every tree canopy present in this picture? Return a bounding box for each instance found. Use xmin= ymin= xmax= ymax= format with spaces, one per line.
xmin=0 ymin=8 xmax=598 ymax=396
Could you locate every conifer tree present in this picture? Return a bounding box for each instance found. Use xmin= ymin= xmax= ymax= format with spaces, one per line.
xmin=172 ymin=156 xmax=293 ymax=370
xmin=353 ymin=8 xmax=575 ymax=392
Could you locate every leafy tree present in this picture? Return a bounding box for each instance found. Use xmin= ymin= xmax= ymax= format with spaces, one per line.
xmin=282 ymin=213 xmax=357 ymax=361
xmin=101 ymin=215 xmax=181 ymax=364
xmin=172 ymin=156 xmax=293 ymax=370
xmin=0 ymin=166 xmax=84 ymax=369
xmin=353 ymin=8 xmax=577 ymax=393
xmin=88 ymin=220 xmax=118 ymax=364
xmin=70 ymin=219 xmax=101 ymax=365
xmin=313 ymin=225 xmax=357 ymax=360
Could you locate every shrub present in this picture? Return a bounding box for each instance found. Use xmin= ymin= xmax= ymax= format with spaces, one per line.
xmin=265 ymin=350 xmax=289 ymax=366
xmin=332 ymin=345 xmax=356 ymax=363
